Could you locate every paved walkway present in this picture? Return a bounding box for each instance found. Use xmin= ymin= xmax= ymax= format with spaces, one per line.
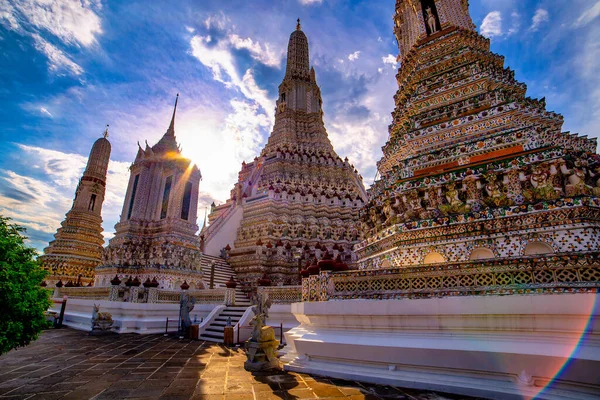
xmin=0 ymin=329 xmax=474 ymax=400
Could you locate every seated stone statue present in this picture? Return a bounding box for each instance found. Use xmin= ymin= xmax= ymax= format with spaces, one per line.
xmin=483 ymin=173 xmax=511 ymax=207
xmin=439 ymin=182 xmax=470 ymax=215
xmin=561 ymin=161 xmax=592 ymax=197
xmin=524 ymin=164 xmax=560 ymax=201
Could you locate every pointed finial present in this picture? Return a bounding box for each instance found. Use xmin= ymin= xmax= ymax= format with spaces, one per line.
xmin=167 ymin=93 xmax=179 ymax=136
xmin=297 ymin=18 xmax=301 ymax=31
xmin=103 ymin=124 xmax=109 ymax=138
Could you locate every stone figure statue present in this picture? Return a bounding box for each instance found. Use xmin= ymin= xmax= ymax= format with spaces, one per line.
xmin=404 ymin=190 xmax=425 ymax=220
xmin=483 ymin=173 xmax=511 ymax=207
xmin=439 ymin=182 xmax=470 ymax=215
xmin=560 ymin=160 xmax=592 ymax=197
xmin=179 ymin=293 xmax=196 ymax=332
xmin=426 ymin=7 xmax=438 ymax=34
xmin=245 ymin=292 xmax=279 ymax=371
xmin=90 ymin=304 xmax=113 ymax=334
xmin=524 ymin=164 xmax=560 ymax=201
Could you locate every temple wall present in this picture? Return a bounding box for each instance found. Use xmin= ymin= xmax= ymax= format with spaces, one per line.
xmin=203 ymin=206 xmax=244 ymax=257
xmin=49 ymin=299 xmax=218 ymax=335
xmin=282 ymin=294 xmax=600 ymax=399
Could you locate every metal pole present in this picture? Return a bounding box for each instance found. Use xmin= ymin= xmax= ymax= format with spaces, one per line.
xmin=209 ymin=263 xmax=215 ymax=289
xmin=164 ymin=318 xmax=169 ymax=336
xmin=280 ymin=323 xmax=283 ymax=345
xmin=57 ymin=296 xmax=67 ymax=328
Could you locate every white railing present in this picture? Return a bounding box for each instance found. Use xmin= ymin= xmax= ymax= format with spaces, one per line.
xmin=51 ymin=286 xmax=237 ymax=305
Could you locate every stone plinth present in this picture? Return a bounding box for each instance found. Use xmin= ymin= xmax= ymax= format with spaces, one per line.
xmin=282 ymin=294 xmax=600 ymax=399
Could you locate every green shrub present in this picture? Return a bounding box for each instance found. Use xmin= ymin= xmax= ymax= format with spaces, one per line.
xmin=0 ymin=216 xmax=51 ymax=355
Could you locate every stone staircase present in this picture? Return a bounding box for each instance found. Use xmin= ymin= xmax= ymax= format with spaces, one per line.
xmin=198 ymin=255 xmax=251 ymax=343
xmin=199 ymin=254 xmax=250 ymax=306
xmin=198 ymin=305 xmax=249 ymax=342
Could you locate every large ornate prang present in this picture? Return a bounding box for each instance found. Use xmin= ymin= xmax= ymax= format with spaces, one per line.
xmin=94 ymin=95 xmax=205 ymax=289
xmin=244 ymin=293 xmax=280 ymax=371
xmin=358 ymin=0 xmax=600 ymax=271
xmin=203 ymin=21 xmax=368 ymax=291
xmin=41 ymin=126 xmax=112 ymax=286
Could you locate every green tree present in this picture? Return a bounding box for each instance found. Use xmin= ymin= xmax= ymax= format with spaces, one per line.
xmin=0 ymin=216 xmax=51 ymax=355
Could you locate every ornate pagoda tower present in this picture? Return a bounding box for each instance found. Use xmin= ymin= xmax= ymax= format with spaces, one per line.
xmin=203 ymin=20 xmax=368 ymax=289
xmin=95 ymin=95 xmax=205 ymax=290
xmin=41 ymin=127 xmax=112 ymax=286
xmin=357 ymin=0 xmax=600 ymax=269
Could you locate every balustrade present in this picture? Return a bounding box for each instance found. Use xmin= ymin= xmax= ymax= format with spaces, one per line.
xmin=51 ymin=286 xmax=236 ymax=305
xmin=258 ymin=286 xmax=302 ymax=304
xmin=302 ymin=252 xmax=600 ymax=302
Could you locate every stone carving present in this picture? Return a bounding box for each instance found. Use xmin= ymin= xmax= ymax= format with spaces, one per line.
xmin=439 ymin=182 xmax=470 ymax=215
xmin=245 ymin=293 xmax=279 ymax=371
xmin=483 ymin=173 xmax=511 ymax=207
xmin=561 ymin=160 xmax=592 ymax=197
xmin=404 ymin=190 xmax=426 ymax=220
xmin=523 ymin=164 xmax=560 ymax=201
xmin=425 ymin=7 xmax=438 ymax=34
xmin=179 ymin=293 xmax=196 ymax=334
xmin=91 ymin=304 xmax=113 ymax=334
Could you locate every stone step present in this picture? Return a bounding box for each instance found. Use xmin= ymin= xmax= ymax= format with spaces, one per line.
xmin=213 ymin=321 xmax=240 ymax=326
xmin=199 ymin=334 xmax=223 ymax=341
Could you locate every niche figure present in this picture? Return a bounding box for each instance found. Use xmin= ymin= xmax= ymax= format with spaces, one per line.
xmin=425 ymin=7 xmax=438 ymax=34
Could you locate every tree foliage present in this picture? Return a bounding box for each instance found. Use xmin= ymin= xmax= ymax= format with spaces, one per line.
xmin=0 ymin=216 xmax=51 ymax=355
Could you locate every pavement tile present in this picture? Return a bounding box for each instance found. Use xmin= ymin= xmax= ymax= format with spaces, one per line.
xmin=285 ymin=387 xmax=317 ymax=399
xmin=27 ymin=391 xmax=70 ymax=400
xmin=305 ymin=382 xmax=345 ymax=397
xmin=0 ymin=330 xmax=478 ymax=400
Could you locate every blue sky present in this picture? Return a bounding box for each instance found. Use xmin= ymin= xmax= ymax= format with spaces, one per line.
xmin=0 ymin=0 xmax=599 ymax=251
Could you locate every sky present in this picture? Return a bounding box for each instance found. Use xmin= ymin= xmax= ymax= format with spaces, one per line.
xmin=0 ymin=0 xmax=599 ymax=252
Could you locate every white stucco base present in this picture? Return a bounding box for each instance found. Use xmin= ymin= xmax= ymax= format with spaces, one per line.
xmin=49 ymin=299 xmax=219 ymax=334
xmin=282 ymin=294 xmax=600 ymax=400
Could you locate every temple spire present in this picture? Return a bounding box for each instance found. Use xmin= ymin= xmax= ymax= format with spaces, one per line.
xmin=167 ymin=93 xmax=179 ymax=136
xmin=103 ymin=124 xmax=109 ymax=139
xmin=285 ymin=19 xmax=310 ymax=78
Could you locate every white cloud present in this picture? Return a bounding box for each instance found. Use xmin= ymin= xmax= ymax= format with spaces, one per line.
xmin=32 ymin=34 xmax=84 ymax=76
xmin=574 ymin=1 xmax=600 ymax=27
xmin=299 ymin=0 xmax=323 ymax=5
xmin=204 ymin=13 xmax=228 ymax=31
xmin=348 ymin=51 xmax=361 ymax=61
xmin=481 ymin=11 xmax=503 ymax=38
xmin=185 ymin=26 xmax=195 ymax=33
xmin=0 ymin=1 xmax=19 ymax=30
xmin=228 ymin=34 xmax=282 ymax=67
xmin=530 ymin=8 xmax=549 ymax=31
xmin=190 ymin=30 xmax=276 ymax=125
xmin=507 ymin=11 xmax=520 ymax=35
xmin=382 ymin=54 xmax=398 ymax=69
xmin=39 ymin=107 xmax=52 ymax=117
xmin=5 ymin=0 xmax=102 ymax=47
xmin=1 ymin=0 xmax=102 ymax=76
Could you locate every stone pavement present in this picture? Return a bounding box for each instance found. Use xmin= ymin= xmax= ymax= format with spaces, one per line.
xmin=0 ymin=329 xmax=476 ymax=400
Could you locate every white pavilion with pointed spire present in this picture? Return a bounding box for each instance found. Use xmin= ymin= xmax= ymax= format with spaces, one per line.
xmin=95 ymin=95 xmax=205 ymax=290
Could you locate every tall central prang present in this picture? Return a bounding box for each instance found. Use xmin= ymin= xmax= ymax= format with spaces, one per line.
xmin=203 ymin=20 xmax=368 ymax=290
